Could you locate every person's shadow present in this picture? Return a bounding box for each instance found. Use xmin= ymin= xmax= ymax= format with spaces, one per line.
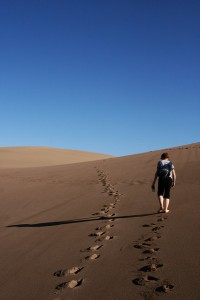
xmin=7 ymin=212 xmax=158 ymax=228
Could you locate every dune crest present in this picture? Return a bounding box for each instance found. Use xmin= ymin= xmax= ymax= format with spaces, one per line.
xmin=0 ymin=146 xmax=113 ymax=168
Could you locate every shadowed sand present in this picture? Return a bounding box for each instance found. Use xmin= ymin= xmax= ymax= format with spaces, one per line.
xmin=0 ymin=143 xmax=200 ymax=300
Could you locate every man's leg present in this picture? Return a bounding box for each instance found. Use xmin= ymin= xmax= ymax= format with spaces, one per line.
xmin=157 ymin=178 xmax=165 ymax=212
xmin=164 ymin=178 xmax=172 ymax=213
xmin=158 ymin=195 xmax=164 ymax=211
xmin=164 ymin=198 xmax=170 ymax=213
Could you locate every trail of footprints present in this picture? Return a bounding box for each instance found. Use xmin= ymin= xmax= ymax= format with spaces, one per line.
xmin=133 ymin=215 xmax=174 ymax=296
xmin=53 ymin=168 xmax=123 ymax=297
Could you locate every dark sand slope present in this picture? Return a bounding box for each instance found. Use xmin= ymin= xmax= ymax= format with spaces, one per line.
xmin=0 ymin=143 xmax=200 ymax=300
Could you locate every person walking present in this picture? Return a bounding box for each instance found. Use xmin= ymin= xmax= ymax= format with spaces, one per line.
xmin=151 ymin=153 xmax=176 ymax=213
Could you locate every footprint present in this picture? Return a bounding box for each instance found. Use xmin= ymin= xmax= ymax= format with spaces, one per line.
xmin=142 ymin=223 xmax=156 ymax=227
xmin=55 ymin=279 xmax=83 ymax=290
xmin=105 ymin=224 xmax=114 ymax=229
xmin=139 ymin=256 xmax=157 ymax=261
xmin=104 ymin=235 xmax=114 ymax=240
xmin=134 ymin=243 xmax=151 ymax=249
xmin=140 ymin=263 xmax=163 ymax=272
xmin=100 ymin=210 xmax=108 ymax=215
xmin=55 ymin=282 xmax=68 ymax=290
xmin=88 ymin=245 xmax=103 ymax=251
xmin=54 ymin=267 xmax=83 ymax=277
xmin=113 ymin=192 xmax=119 ymax=197
xmin=101 ymin=208 xmax=109 ymax=212
xmin=68 ymin=279 xmax=83 ymax=289
xmin=68 ymin=267 xmax=83 ymax=275
xmin=54 ymin=270 xmax=65 ymax=277
xmin=145 ymin=236 xmax=161 ymax=242
xmin=143 ymin=248 xmax=159 ymax=254
xmin=85 ymin=253 xmax=100 ymax=260
xmin=156 ymin=283 xmax=174 ymax=293
xmin=132 ymin=275 xmax=159 ymax=285
xmin=95 ymin=224 xmax=114 ymax=230
xmin=157 ymin=218 xmax=164 ymax=222
xmin=152 ymin=226 xmax=164 ymax=232
xmin=89 ymin=231 xmax=105 ymax=237
xmin=142 ymin=242 xmax=152 ymax=246
xmin=134 ymin=244 xmax=144 ymax=249
xmin=108 ymin=206 xmax=115 ymax=210
xmin=107 ymin=213 xmax=115 ymax=217
xmin=95 ymin=226 xmax=103 ymax=230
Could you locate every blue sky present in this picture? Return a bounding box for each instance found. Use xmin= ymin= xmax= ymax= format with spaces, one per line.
xmin=0 ymin=0 xmax=199 ymax=156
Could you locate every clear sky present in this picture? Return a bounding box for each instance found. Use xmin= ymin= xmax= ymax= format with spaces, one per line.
xmin=0 ymin=0 xmax=199 ymax=156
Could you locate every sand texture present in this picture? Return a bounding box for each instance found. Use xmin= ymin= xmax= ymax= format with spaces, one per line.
xmin=0 ymin=143 xmax=200 ymax=299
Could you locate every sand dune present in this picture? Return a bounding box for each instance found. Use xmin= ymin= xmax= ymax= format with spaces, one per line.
xmin=0 ymin=143 xmax=200 ymax=299
xmin=0 ymin=146 xmax=113 ymax=168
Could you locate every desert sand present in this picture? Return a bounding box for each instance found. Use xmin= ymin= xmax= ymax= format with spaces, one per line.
xmin=0 ymin=147 xmax=113 ymax=168
xmin=0 ymin=143 xmax=200 ymax=300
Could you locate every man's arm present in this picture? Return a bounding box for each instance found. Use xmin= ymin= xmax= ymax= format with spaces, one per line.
xmin=172 ymin=169 xmax=176 ymax=187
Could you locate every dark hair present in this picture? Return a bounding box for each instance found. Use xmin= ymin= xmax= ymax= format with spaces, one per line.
xmin=161 ymin=152 xmax=169 ymax=160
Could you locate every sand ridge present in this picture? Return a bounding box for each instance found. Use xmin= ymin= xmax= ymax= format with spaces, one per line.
xmin=0 ymin=146 xmax=114 ymax=168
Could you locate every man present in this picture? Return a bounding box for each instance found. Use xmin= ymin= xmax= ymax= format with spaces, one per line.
xmin=152 ymin=153 xmax=176 ymax=213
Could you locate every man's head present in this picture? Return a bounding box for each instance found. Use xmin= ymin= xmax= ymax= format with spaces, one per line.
xmin=161 ymin=152 xmax=169 ymax=160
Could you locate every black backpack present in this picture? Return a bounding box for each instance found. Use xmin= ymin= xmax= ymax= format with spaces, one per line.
xmin=158 ymin=162 xmax=172 ymax=180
